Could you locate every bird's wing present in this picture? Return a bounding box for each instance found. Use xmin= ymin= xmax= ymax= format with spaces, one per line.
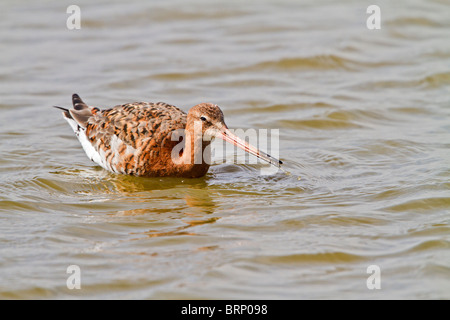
xmin=58 ymin=94 xmax=187 ymax=174
xmin=84 ymin=100 xmax=187 ymax=152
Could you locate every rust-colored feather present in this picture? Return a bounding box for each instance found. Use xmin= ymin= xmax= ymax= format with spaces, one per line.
xmin=84 ymin=100 xmax=188 ymax=176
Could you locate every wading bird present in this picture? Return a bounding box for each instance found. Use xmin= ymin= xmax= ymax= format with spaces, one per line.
xmin=55 ymin=94 xmax=282 ymax=178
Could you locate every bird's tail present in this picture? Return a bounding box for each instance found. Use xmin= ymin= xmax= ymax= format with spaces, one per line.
xmin=53 ymin=105 xmax=72 ymax=119
xmin=53 ymin=94 xmax=91 ymax=126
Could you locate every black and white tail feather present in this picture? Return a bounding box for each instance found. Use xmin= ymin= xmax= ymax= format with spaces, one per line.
xmin=54 ymin=94 xmax=108 ymax=170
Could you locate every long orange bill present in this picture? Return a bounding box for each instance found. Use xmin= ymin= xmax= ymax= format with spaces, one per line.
xmin=216 ymin=128 xmax=283 ymax=168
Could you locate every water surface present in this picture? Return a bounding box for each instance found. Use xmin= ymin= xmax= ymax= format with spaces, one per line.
xmin=0 ymin=0 xmax=449 ymax=299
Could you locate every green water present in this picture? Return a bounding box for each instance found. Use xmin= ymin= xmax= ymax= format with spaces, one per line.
xmin=0 ymin=0 xmax=449 ymax=299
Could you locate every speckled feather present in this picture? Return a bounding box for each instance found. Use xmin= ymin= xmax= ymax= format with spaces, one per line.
xmin=58 ymin=94 xmax=194 ymax=177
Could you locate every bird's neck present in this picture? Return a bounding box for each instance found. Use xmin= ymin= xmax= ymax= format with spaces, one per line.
xmin=177 ymin=124 xmax=211 ymax=177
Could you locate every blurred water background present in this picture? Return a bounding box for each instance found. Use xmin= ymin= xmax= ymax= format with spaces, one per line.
xmin=0 ymin=0 xmax=449 ymax=299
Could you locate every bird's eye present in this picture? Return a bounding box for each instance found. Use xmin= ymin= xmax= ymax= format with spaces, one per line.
xmin=200 ymin=116 xmax=207 ymax=122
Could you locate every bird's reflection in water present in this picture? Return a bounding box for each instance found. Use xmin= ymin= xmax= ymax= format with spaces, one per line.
xmin=106 ymin=173 xmax=219 ymax=238
xmin=140 ymin=216 xmax=220 ymax=238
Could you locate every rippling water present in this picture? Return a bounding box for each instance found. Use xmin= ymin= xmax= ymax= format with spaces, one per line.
xmin=1 ymin=0 xmax=449 ymax=299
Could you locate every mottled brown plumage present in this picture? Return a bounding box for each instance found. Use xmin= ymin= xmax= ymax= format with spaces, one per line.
xmin=55 ymin=94 xmax=282 ymax=178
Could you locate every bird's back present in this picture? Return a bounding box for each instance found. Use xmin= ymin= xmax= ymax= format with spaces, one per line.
xmin=58 ymin=94 xmax=188 ymax=176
